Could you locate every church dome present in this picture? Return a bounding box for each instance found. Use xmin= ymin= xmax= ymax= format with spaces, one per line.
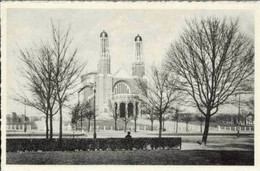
xmin=100 ymin=30 xmax=108 ymax=38
xmin=135 ymin=34 xmax=142 ymax=41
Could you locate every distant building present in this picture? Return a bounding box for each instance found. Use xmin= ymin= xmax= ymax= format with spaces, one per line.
xmin=6 ymin=113 xmax=68 ymax=132
xmin=6 ymin=112 xmax=33 ymax=131
xmin=246 ymin=112 xmax=254 ymax=125
xmin=79 ymin=31 xmax=146 ymax=119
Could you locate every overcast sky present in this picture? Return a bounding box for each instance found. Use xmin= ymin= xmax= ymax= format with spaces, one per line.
xmin=5 ymin=8 xmax=254 ymax=119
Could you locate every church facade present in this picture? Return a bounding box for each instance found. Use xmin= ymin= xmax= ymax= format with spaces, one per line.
xmin=80 ymin=31 xmax=146 ymax=119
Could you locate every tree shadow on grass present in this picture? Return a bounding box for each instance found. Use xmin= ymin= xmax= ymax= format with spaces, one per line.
xmin=207 ymin=143 xmax=254 ymax=151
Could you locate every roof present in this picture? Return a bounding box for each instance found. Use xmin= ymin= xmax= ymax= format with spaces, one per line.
xmin=135 ymin=34 xmax=142 ymax=41
xmin=113 ymin=67 xmax=132 ymax=79
xmin=100 ymin=30 xmax=108 ymax=38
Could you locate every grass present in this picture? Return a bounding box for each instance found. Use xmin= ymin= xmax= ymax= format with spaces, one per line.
xmin=181 ymin=136 xmax=254 ymax=151
xmin=180 ymin=135 xmax=254 ymax=143
xmin=7 ymin=150 xmax=254 ymax=165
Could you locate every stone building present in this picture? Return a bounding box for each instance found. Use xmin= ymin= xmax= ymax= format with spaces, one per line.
xmin=79 ymin=31 xmax=146 ymax=119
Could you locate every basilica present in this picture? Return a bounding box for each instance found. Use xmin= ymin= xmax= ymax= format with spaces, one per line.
xmin=79 ymin=31 xmax=146 ymax=119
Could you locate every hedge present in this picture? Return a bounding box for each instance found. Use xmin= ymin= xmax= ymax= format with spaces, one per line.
xmin=6 ymin=138 xmax=181 ymax=152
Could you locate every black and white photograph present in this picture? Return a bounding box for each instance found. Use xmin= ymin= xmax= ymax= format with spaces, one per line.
xmin=1 ymin=2 xmax=259 ymax=171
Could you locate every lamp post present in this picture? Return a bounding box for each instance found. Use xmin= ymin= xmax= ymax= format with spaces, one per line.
xmin=24 ymin=99 xmax=27 ymax=132
xmin=78 ymin=89 xmax=84 ymax=133
xmin=235 ymin=92 xmax=241 ymax=137
xmin=93 ymin=87 xmax=97 ymax=139
xmin=238 ymin=93 xmax=241 ymax=124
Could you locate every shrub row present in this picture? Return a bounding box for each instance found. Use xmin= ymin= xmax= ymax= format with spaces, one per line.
xmin=7 ymin=138 xmax=181 ymax=152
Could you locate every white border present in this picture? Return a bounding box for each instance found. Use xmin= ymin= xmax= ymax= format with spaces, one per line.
xmin=1 ymin=1 xmax=260 ymax=171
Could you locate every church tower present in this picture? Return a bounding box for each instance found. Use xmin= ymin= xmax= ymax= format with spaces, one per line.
xmin=96 ymin=30 xmax=113 ymax=119
xmin=132 ymin=34 xmax=145 ymax=77
xmin=98 ymin=30 xmax=110 ymax=75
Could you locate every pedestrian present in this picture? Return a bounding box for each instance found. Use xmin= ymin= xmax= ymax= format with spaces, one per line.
xmin=125 ymin=132 xmax=132 ymax=150
xmin=125 ymin=131 xmax=132 ymax=138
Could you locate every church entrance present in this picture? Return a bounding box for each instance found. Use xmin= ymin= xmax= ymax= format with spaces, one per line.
xmin=128 ymin=103 xmax=134 ymax=117
xmin=115 ymin=101 xmax=140 ymax=118
xmin=119 ymin=103 xmax=126 ymax=118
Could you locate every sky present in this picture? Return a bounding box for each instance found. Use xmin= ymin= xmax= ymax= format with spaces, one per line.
xmin=5 ymin=8 xmax=254 ymax=120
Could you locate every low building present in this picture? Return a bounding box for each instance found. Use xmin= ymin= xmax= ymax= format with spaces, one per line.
xmin=6 ymin=112 xmax=33 ymax=131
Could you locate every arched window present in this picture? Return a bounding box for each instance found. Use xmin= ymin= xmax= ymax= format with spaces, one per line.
xmin=114 ymin=82 xmax=130 ymax=95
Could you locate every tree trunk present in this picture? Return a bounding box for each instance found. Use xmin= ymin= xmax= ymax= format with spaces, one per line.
xmin=124 ymin=115 xmax=127 ymax=132
xmin=124 ymin=121 xmax=127 ymax=132
xmin=88 ymin=119 xmax=90 ymax=132
xmin=162 ymin=118 xmax=165 ymax=132
xmin=114 ymin=119 xmax=117 ymax=131
xmin=134 ymin=119 xmax=137 ymax=132
xmin=202 ymin=114 xmax=211 ymax=145
xmin=151 ymin=120 xmax=153 ymax=131
xmin=186 ymin=122 xmax=189 ymax=132
xmin=45 ymin=114 xmax=49 ymax=140
xmin=81 ymin=112 xmax=83 ymax=132
xmin=50 ymin=113 xmax=53 ymax=140
xmin=59 ymin=104 xmax=63 ymax=144
xmin=176 ymin=120 xmax=178 ymax=133
xmin=159 ymin=113 xmax=162 ymax=138
xmin=200 ymin=120 xmax=203 ymax=133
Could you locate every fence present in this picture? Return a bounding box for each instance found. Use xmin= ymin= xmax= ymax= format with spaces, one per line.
xmin=218 ymin=125 xmax=254 ymax=132
xmin=84 ymin=125 xmax=157 ymax=131
xmin=6 ymin=124 xmax=31 ymax=131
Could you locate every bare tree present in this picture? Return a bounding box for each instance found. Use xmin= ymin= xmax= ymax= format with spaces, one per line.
xmin=195 ymin=113 xmax=205 ymax=133
xmin=16 ymin=44 xmax=58 ymax=139
xmin=245 ymin=97 xmax=254 ymax=113
xmin=108 ymin=100 xmax=118 ymax=131
xmin=141 ymin=102 xmax=156 ymax=131
xmin=127 ymin=96 xmax=139 ymax=132
xmin=148 ymin=113 xmax=155 ymax=131
xmin=120 ymin=110 xmax=132 ymax=132
xmin=135 ymin=66 xmax=181 ymax=138
xmin=240 ymin=109 xmax=249 ymax=125
xmin=49 ymin=21 xmax=85 ymax=144
xmin=165 ymin=17 xmax=254 ymax=145
xmin=85 ymin=110 xmax=93 ymax=133
xmin=181 ymin=113 xmax=193 ymax=132
xmin=241 ymin=77 xmax=254 ymax=113
xmin=116 ymin=101 xmax=133 ymax=132
xmin=80 ymin=100 xmax=93 ymax=132
xmin=162 ymin=114 xmax=171 ymax=132
xmin=14 ymin=20 xmax=85 ymax=142
xmin=70 ymin=104 xmax=81 ymax=131
xmin=226 ymin=78 xmax=254 ymax=113
xmin=170 ymin=107 xmax=183 ymax=133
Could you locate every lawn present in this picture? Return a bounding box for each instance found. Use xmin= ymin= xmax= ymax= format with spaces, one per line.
xmin=7 ymin=150 xmax=253 ymax=165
